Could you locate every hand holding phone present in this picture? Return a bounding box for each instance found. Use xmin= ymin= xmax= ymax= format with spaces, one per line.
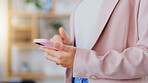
xmin=33 ymin=39 xmax=58 ymax=50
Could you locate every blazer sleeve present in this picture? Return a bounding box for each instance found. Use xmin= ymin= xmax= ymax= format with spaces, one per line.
xmin=73 ymin=0 xmax=148 ymax=79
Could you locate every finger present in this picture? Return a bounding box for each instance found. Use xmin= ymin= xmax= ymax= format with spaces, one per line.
xmin=55 ymin=43 xmax=72 ymax=52
xmin=45 ymin=53 xmax=59 ymax=63
xmin=59 ymin=27 xmax=67 ymax=39
xmin=59 ymin=27 xmax=70 ymax=43
xmin=50 ymin=34 xmax=63 ymax=43
xmin=40 ymin=47 xmax=60 ymax=58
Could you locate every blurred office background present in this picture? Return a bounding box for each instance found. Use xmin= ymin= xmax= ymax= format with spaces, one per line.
xmin=0 ymin=0 xmax=77 ymax=83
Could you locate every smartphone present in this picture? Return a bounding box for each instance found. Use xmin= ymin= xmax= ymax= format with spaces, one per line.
xmin=33 ymin=39 xmax=58 ymax=50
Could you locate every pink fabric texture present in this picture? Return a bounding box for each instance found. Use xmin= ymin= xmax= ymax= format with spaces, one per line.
xmin=65 ymin=0 xmax=148 ymax=83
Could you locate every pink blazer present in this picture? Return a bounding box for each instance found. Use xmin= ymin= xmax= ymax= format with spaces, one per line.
xmin=65 ymin=0 xmax=148 ymax=83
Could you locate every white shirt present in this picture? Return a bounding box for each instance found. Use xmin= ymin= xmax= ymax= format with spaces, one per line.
xmin=74 ymin=0 xmax=103 ymax=49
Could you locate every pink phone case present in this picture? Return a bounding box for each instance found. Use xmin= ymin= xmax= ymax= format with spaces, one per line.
xmin=33 ymin=39 xmax=58 ymax=50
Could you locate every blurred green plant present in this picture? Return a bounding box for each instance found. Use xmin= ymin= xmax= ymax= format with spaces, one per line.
xmin=49 ymin=22 xmax=63 ymax=31
xmin=25 ymin=0 xmax=42 ymax=8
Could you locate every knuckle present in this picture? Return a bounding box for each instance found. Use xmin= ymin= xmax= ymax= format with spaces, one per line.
xmin=57 ymin=55 xmax=62 ymax=59
xmin=57 ymin=52 xmax=62 ymax=58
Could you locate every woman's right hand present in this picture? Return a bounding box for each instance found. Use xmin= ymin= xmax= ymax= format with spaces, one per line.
xmin=50 ymin=27 xmax=72 ymax=45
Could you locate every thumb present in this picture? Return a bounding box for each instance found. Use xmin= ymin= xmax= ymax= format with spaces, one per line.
xmin=59 ymin=27 xmax=70 ymax=44
xmin=55 ymin=43 xmax=72 ymax=52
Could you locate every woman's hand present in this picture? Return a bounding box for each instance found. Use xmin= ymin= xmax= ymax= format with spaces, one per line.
xmin=40 ymin=43 xmax=76 ymax=68
xmin=50 ymin=27 xmax=71 ymax=45
xmin=40 ymin=27 xmax=75 ymax=68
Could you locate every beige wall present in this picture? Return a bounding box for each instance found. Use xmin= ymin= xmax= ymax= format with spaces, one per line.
xmin=0 ymin=0 xmax=8 ymax=81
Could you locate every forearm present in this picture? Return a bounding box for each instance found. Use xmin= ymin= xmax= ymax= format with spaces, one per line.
xmin=73 ymin=46 xmax=148 ymax=79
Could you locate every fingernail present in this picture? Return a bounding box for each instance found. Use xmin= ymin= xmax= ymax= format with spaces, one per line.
xmin=55 ymin=43 xmax=60 ymax=48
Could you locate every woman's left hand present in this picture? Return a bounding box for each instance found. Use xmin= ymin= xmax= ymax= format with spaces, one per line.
xmin=40 ymin=43 xmax=76 ymax=68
